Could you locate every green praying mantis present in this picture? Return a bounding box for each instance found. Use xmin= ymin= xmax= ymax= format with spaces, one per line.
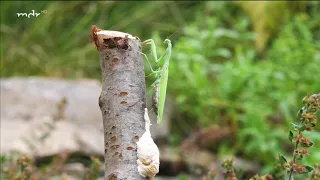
xmin=141 ymin=39 xmax=172 ymax=124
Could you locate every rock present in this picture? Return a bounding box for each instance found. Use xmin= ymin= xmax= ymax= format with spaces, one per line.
xmin=0 ymin=77 xmax=102 ymax=126
xmin=0 ymin=77 xmax=172 ymax=156
xmin=179 ymin=124 xmax=261 ymax=179
xmin=209 ymin=156 xmax=261 ymax=180
xmin=154 ymin=175 xmax=200 ymax=180
xmin=53 ymin=174 xmax=103 ymax=180
xmin=159 ymin=145 xmax=188 ymax=176
xmin=1 ymin=116 xmax=104 ymax=156
xmin=63 ymin=163 xmax=86 ymax=176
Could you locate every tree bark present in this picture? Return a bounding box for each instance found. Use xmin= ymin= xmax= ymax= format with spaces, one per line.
xmin=91 ymin=25 xmax=146 ymax=180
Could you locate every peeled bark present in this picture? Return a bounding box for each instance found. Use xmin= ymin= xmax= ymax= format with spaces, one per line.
xmin=91 ymin=25 xmax=146 ymax=180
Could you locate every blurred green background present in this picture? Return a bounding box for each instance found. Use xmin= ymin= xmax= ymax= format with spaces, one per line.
xmin=1 ymin=1 xmax=320 ymax=178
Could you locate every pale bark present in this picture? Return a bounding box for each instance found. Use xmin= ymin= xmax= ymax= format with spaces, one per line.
xmin=92 ymin=26 xmax=146 ymax=180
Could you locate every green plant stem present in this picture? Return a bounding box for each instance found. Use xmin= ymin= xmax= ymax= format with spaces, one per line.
xmin=288 ymin=102 xmax=310 ymax=180
xmin=288 ymin=129 xmax=303 ymax=180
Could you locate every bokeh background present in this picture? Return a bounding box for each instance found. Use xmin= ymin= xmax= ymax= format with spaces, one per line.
xmin=1 ymin=1 xmax=320 ymax=180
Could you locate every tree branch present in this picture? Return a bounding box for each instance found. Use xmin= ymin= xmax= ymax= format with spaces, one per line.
xmin=91 ymin=25 xmax=147 ymax=180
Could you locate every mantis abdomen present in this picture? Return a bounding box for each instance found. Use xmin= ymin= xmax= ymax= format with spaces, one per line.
xmin=152 ymin=84 xmax=159 ymax=118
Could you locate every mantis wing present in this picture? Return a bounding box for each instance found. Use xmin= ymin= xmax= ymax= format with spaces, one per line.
xmin=157 ymin=67 xmax=168 ymax=124
xmin=157 ymin=39 xmax=172 ymax=124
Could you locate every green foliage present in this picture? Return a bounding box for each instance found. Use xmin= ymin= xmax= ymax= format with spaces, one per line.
xmin=0 ymin=152 xmax=103 ymax=179
xmin=178 ymin=173 xmax=188 ymax=180
xmin=0 ymin=152 xmax=34 ymax=180
xmin=165 ymin=1 xmax=320 ymax=172
xmin=237 ymin=1 xmax=308 ymax=52
xmin=0 ymin=1 xmax=198 ymax=78
xmin=308 ymin=164 xmax=320 ymax=180
xmin=168 ymin=2 xmax=255 ymax=129
xmin=82 ymin=156 xmax=103 ymax=180
xmin=221 ymin=159 xmax=238 ymax=180
xmin=282 ymin=94 xmax=319 ymax=180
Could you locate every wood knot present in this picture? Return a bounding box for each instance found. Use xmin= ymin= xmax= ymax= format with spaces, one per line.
xmin=111 ymin=136 xmax=117 ymax=141
xmin=111 ymin=145 xmax=120 ymax=149
xmin=98 ymin=95 xmax=104 ymax=108
xmin=108 ymin=173 xmax=117 ymax=180
xmin=127 ymin=146 xmax=134 ymax=150
xmin=133 ymin=136 xmax=140 ymax=142
xmin=119 ymin=92 xmax=128 ymax=97
xmin=112 ymin=58 xmax=120 ymax=63
xmin=120 ymin=101 xmax=127 ymax=104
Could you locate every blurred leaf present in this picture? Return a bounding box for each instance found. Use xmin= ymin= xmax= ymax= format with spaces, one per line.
xmin=279 ymin=154 xmax=288 ymax=164
xmin=303 ymin=165 xmax=314 ymax=172
xmin=289 ymin=131 xmax=294 ymax=142
xmin=291 ymin=123 xmax=300 ymax=131
xmin=296 ymin=154 xmax=303 ymax=160
xmin=178 ymin=173 xmax=188 ymax=180
xmin=301 ymin=142 xmax=314 ymax=147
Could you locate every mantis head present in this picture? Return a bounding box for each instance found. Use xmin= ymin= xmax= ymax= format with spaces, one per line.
xmin=163 ymin=39 xmax=171 ymax=44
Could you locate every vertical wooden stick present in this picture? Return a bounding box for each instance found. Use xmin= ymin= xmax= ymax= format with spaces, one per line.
xmin=91 ymin=25 xmax=146 ymax=180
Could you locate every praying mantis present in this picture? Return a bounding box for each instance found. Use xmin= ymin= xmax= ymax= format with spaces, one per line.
xmin=142 ymin=39 xmax=172 ymax=124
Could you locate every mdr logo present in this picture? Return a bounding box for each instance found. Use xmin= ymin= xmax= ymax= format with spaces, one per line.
xmin=17 ymin=10 xmax=47 ymax=18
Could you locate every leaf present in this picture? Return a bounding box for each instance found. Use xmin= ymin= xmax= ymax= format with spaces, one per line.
xmin=279 ymin=154 xmax=287 ymax=164
xmin=291 ymin=123 xmax=299 ymax=131
xmin=178 ymin=173 xmax=188 ymax=180
xmin=289 ymin=131 xmax=294 ymax=142
xmin=297 ymin=109 xmax=303 ymax=117
xmin=214 ymin=48 xmax=232 ymax=58
xmin=290 ymin=123 xmax=306 ymax=131
xmin=299 ymin=166 xmax=313 ymax=174
xmin=298 ymin=125 xmax=306 ymax=131
xmin=303 ymin=165 xmax=314 ymax=172
xmin=296 ymin=154 xmax=303 ymax=160
xmin=214 ymin=28 xmax=239 ymax=39
xmin=301 ymin=141 xmax=314 ymax=147
xmin=300 ymin=142 xmax=314 ymax=147
xmin=0 ymin=156 xmax=6 ymax=163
